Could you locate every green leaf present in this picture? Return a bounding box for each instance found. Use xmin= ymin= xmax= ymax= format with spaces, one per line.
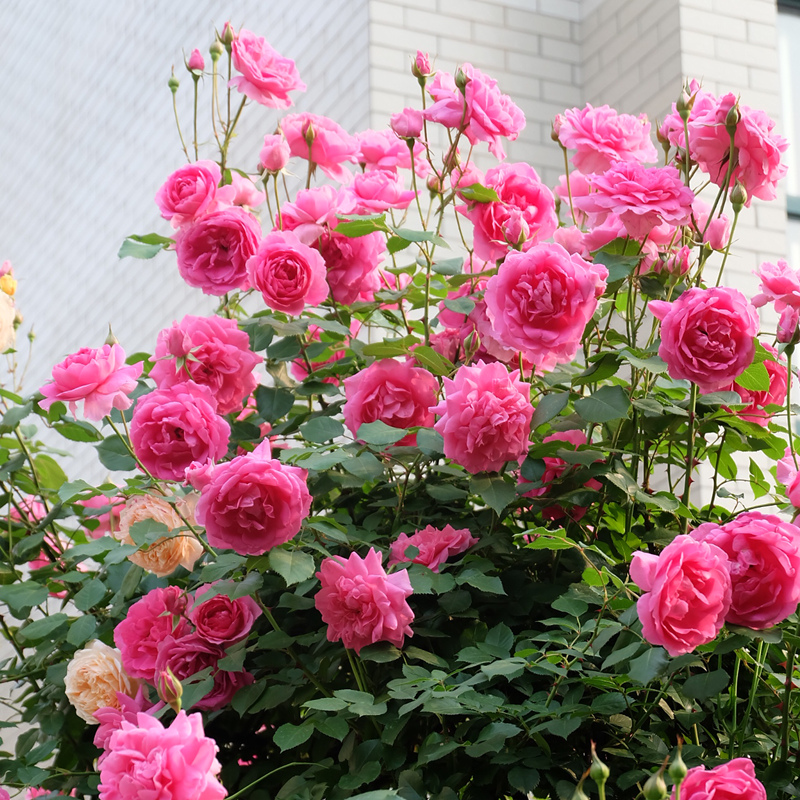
xmin=359 ymin=643 xmax=402 ymax=662
xmin=531 ymin=392 xmax=569 ymax=428
xmin=73 ymin=579 xmax=107 ymax=611
xmin=312 ymin=713 xmax=350 ymax=740
xmin=118 ymin=233 xmax=173 ymax=259
xmin=392 ymin=227 xmax=448 ymax=247
xmin=456 ymin=570 xmax=505 ymax=595
xmin=254 ymin=386 xmax=294 ymax=423
xmin=470 ymin=476 xmax=516 ymax=515
xmin=268 ymin=548 xmax=316 ymax=586
xmin=304 ymin=697 xmax=348 ymax=712
xmin=57 ymin=480 xmax=96 ymax=503
xmin=300 ymin=416 xmax=344 ymax=443
xmin=417 ymin=733 xmax=461 ymax=765
xmin=681 ymin=668 xmax=729 ymax=700
xmin=335 ymin=214 xmax=388 ymax=237
xmin=575 ymin=385 xmax=630 ymax=423
xmin=621 ymin=350 xmax=668 ymax=374
xmin=627 ymin=647 xmax=669 ymax=684
xmin=274 ymin=721 xmax=314 ymax=751
xmin=734 ymin=359 xmax=770 ymax=392
xmin=0 ymin=401 xmax=32 ymax=431
xmin=458 ymin=183 xmax=500 ymax=203
xmin=409 ymin=345 xmax=454 ymax=376
xmin=591 ymin=693 xmax=628 ymax=715
xmin=67 ymin=614 xmax=97 ymax=646
xmin=96 ymin=436 xmax=136 ymax=472
xmin=593 ymin=247 xmax=640 ymax=287
xmin=32 ymin=454 xmax=68 ymax=490
xmin=433 ymin=257 xmax=466 ymax=276
xmin=464 ymin=722 xmax=521 ymax=757
xmin=181 ymin=668 xmax=215 ymax=711
xmin=387 ymin=235 xmax=412 ymax=254
xmin=361 ymin=337 xmax=419 ymax=357
xmin=357 ymin=420 xmax=407 ymax=446
xmin=18 ymin=613 xmax=69 ymax=642
xmin=0 ymin=581 xmax=49 ymax=616
xmin=425 ymin=483 xmax=468 ymax=502
xmin=416 ymin=427 xmax=444 ymax=455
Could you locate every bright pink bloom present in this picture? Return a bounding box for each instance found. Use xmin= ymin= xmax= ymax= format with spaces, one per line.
xmin=432 ymin=360 xmax=532 ymax=474
xmin=259 ymin=134 xmax=291 ymax=173
xmin=187 ymin=49 xmax=205 ymax=71
xmin=281 ymin=113 xmax=357 ymax=182
xmin=462 ymin=162 xmax=557 ymax=262
xmin=247 ymin=229 xmax=329 ymax=315
xmin=390 ymin=107 xmax=424 ymax=139
xmin=423 ymin=65 xmax=525 ymax=160
xmin=39 ymin=344 xmax=142 ymax=421
xmin=484 ymin=244 xmax=607 ymax=372
xmin=343 ymin=359 xmax=438 ymax=446
xmin=317 ymin=230 xmax=384 ymax=305
xmin=195 ymin=441 xmax=311 ymax=556
xmin=779 ymin=306 xmax=800 ymax=344
xmin=94 ymin=687 xmax=160 ymax=762
xmin=114 ymin=586 xmax=191 ymax=682
xmin=175 ymin=207 xmax=262 ymax=295
xmin=130 ymin=383 xmax=230 ymax=482
xmin=692 ymin=512 xmax=800 ymax=630
xmin=556 ymin=103 xmax=658 ymax=173
xmin=631 ymin=536 xmax=732 ymax=656
xmin=315 ymin=548 xmax=414 ymax=653
xmin=724 ymin=344 xmax=788 ymax=427
xmin=753 ymin=259 xmax=800 ymax=311
xmin=414 ymin=51 xmax=432 ymax=77
xmin=150 ymin=315 xmax=261 ymax=416
xmin=228 ymin=173 xmax=265 ymax=208
xmin=388 ymin=525 xmax=478 ymax=572
xmin=673 ymin=758 xmax=766 ymax=800
xmin=353 ymin=129 xmax=428 ymax=176
xmin=692 ymin=199 xmax=731 ymax=250
xmin=190 ymin=583 xmax=261 ymax=645
xmin=229 ymin=28 xmax=306 ymax=108
xmin=280 ymin=185 xmax=340 ymax=244
xmin=554 ymin=170 xmax=592 ymax=226
xmin=650 ymin=287 xmax=758 ymax=394
xmin=98 ymin=711 xmax=226 ymax=800
xmin=574 ymin=162 xmax=694 ymax=240
xmin=777 ymin=447 xmax=800 ymax=506
xmin=155 ymin=161 xmax=234 ymax=229
xmin=339 ymin=169 xmax=418 ymax=214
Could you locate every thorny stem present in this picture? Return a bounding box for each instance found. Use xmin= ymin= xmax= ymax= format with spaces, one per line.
xmin=220 ymin=97 xmax=246 ymax=173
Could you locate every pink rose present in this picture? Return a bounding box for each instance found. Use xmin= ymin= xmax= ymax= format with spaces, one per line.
xmin=574 ymin=163 xmax=694 ymax=240
xmin=247 ymin=229 xmax=329 ymax=315
xmin=130 ymin=383 xmax=230 ymax=482
xmin=343 ymin=359 xmax=438 ymax=446
xmin=187 ymin=49 xmax=205 ymax=72
xmin=778 ymin=306 xmax=800 ymax=344
xmin=673 ymin=758 xmax=766 ymax=800
xmin=752 ymin=259 xmax=800 ymax=312
xmin=556 ymin=103 xmax=658 ymax=173
xmin=390 ymin=107 xmax=424 ymax=139
xmin=777 ymin=447 xmax=800 ymax=506
xmin=461 ymin=162 xmax=557 ymax=262
xmin=228 ymin=173 xmax=265 ymax=208
xmin=150 ymin=315 xmax=261 ymax=416
xmin=114 ymin=586 xmax=191 ymax=682
xmin=175 ymin=207 xmax=262 ymax=295
xmin=281 ymin=112 xmax=357 ymax=182
xmin=554 ymin=170 xmax=592 ymax=226
xmin=39 ymin=344 xmax=142 ymax=421
xmin=649 ymin=287 xmax=758 ymax=394
xmin=280 ymin=185 xmax=340 ymax=244
xmin=388 ymin=524 xmax=478 ymax=572
xmin=259 ymin=134 xmax=291 ymax=173
xmin=339 ymin=169 xmax=418 ymax=214
xmin=93 ymin=687 xmax=160 ymax=761
xmin=195 ymin=441 xmax=311 ymax=556
xmin=432 ymin=360 xmax=532 ymax=474
xmin=484 ymin=244 xmax=607 ymax=372
xmin=723 ymin=343 xmax=788 ymax=427
xmin=631 ymin=536 xmax=732 ymax=656
xmin=154 ymin=632 xmax=253 ymax=711
xmin=353 ymin=129 xmax=428 ymax=175
xmin=414 ymin=51 xmax=432 ymax=78
xmin=317 ymin=230 xmax=384 ymax=305
xmin=692 ymin=199 xmax=731 ymax=250
xmin=691 ymin=512 xmax=800 ymax=629
xmin=155 ymin=160 xmax=233 ymax=229
xmin=229 ymin=28 xmax=306 ymax=108
xmin=190 ymin=583 xmax=261 ymax=645
xmin=315 ymin=548 xmax=414 ymax=653
xmin=98 ymin=711 xmax=226 ymax=800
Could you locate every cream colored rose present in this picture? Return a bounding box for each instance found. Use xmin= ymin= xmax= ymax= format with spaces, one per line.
xmin=64 ymin=640 xmax=139 ymax=723
xmin=115 ymin=494 xmax=204 ymax=578
xmin=0 ymin=293 xmax=15 ymax=352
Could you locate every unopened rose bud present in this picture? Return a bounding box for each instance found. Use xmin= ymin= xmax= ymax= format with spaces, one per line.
xmin=157 ymin=667 xmax=183 ymax=713
xmin=303 ymin=121 xmax=316 ymax=147
xmin=412 ymin=50 xmax=431 ymax=80
xmin=187 ymin=48 xmax=205 ymax=73
xmin=570 ymin=786 xmax=590 ymax=800
xmin=168 ymin=71 xmax=180 ymax=94
xmin=105 ymin=326 xmax=119 ymax=347
xmin=426 ymin=173 xmax=443 ymax=195
xmin=725 ymin=103 xmax=741 ymax=135
xmin=210 ymin=40 xmax=224 ymax=62
xmin=455 ymin=67 xmax=469 ymax=94
xmin=730 ymin=181 xmax=748 ymax=212
xmin=0 ymin=261 xmax=13 ymax=278
xmin=221 ymin=21 xmax=235 ymax=47
xmin=589 ymin=743 xmax=610 ymax=787
xmin=676 ymin=86 xmax=695 ymax=121
xmin=551 ymin=115 xmax=564 ymax=142
xmin=0 ymin=275 xmax=17 ymax=297
xmin=668 ymin=751 xmax=687 ymax=785
xmin=259 ymin=134 xmax=291 ymax=173
xmin=778 ymin=306 xmax=800 ymax=345
xmin=390 ymin=107 xmax=424 ymax=140
xmin=643 ymin=772 xmax=668 ymax=800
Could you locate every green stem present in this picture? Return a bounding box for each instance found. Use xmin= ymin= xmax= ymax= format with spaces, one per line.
xmin=273 ymin=174 xmax=283 ymax=230
xmin=737 ymin=639 xmax=766 ymax=755
xmin=715 ymin=207 xmax=739 ymax=287
xmin=192 ymin=76 xmax=199 ymax=160
xmin=172 ymin=92 xmax=190 ymax=162
xmin=225 ymin=762 xmax=313 ymax=800
xmin=220 ymin=97 xmax=246 ymax=173
xmin=346 ymin=647 xmax=368 ymax=693
xmin=561 ymin=144 xmax=578 ymax=225
xmin=787 ymin=345 xmax=797 ymax=469
xmin=681 ymin=384 xmax=698 ymax=531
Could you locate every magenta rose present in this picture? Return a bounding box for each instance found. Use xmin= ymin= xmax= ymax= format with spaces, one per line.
xmin=93 ymin=687 xmax=160 ymax=762
xmin=114 ymin=586 xmax=190 ymax=683
xmin=724 ymin=344 xmax=788 ymax=427
xmin=246 ymin=229 xmax=329 ymax=315
xmin=150 ymin=314 xmax=261 ymax=415
xmin=673 ymin=758 xmax=766 ymax=800
xmin=388 ymin=525 xmax=478 ymax=573
xmin=229 ymin=28 xmax=306 ymax=108
xmin=752 ymin=259 xmax=800 ymax=312
xmin=432 ymin=360 xmax=532 ymax=474
xmin=154 ymin=632 xmax=253 ymax=711
xmin=195 ymin=441 xmax=311 ymax=556
xmin=317 ymin=230 xmax=384 ymax=305
xmin=187 ymin=49 xmax=204 ymax=72
xmin=649 ymin=287 xmax=758 ymax=394
xmin=556 ymin=103 xmax=658 ymax=173
xmin=691 ymin=512 xmax=800 ymax=629
xmin=175 ymin=207 xmax=262 ymax=295
xmin=280 ymin=185 xmax=340 ymax=243
xmin=39 ymin=344 xmax=142 ymax=421
xmin=574 ymin=162 xmax=694 ymax=240
xmin=353 ymin=129 xmax=428 ymax=175
xmin=281 ymin=112 xmax=357 ymax=182
xmin=190 ymin=583 xmax=261 ymax=645
xmin=315 ymin=548 xmax=414 ymax=654
xmin=461 ymin=162 xmax=557 ymax=262
xmin=154 ymin=160 xmax=234 ymax=229
xmin=343 ymin=359 xmax=438 ymax=446
xmin=630 ymin=535 xmax=732 ymax=656
xmin=484 ymin=244 xmax=607 ymax=372
xmin=99 ymin=711 xmax=226 ymax=800
xmin=339 ymin=169 xmax=417 ymax=214
xmin=130 ymin=383 xmax=230 ymax=482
